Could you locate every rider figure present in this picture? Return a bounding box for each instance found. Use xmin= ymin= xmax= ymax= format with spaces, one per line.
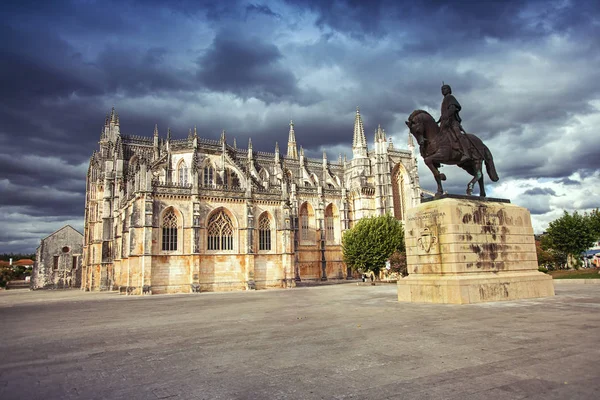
xmin=437 ymin=84 xmax=470 ymax=164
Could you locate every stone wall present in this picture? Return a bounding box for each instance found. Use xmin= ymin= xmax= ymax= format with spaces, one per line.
xmin=32 ymin=226 xmax=83 ymax=290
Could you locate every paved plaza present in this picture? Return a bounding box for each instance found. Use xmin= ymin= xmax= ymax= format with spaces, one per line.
xmin=1 ymin=283 xmax=599 ymax=399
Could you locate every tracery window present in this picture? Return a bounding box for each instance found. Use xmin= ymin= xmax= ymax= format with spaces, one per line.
xmin=300 ymin=206 xmax=309 ymax=241
xmin=258 ymin=214 xmax=271 ymax=251
xmin=203 ymin=165 xmax=214 ymax=186
xmin=207 ymin=210 xmax=234 ymax=251
xmin=162 ymin=209 xmax=178 ymax=251
xmin=325 ymin=206 xmax=335 ymax=242
xmin=178 ymin=161 xmax=188 ymax=185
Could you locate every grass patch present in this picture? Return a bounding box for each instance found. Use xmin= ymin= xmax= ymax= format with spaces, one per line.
xmin=549 ymin=269 xmax=600 ymax=279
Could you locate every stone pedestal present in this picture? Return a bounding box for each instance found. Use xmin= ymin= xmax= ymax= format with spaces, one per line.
xmin=398 ymin=196 xmax=554 ymax=304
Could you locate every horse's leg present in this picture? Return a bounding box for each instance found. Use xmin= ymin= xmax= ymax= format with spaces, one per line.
xmin=466 ymin=162 xmax=484 ymax=195
xmin=478 ymin=175 xmax=486 ymax=197
xmin=478 ymin=160 xmax=486 ymax=197
xmin=424 ymin=156 xmax=444 ymax=195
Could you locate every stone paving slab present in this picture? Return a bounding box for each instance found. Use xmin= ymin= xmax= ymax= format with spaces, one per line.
xmin=1 ymin=283 xmax=599 ymax=399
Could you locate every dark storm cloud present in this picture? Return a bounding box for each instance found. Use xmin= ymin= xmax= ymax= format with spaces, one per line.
xmin=0 ymin=180 xmax=84 ymax=218
xmin=246 ymin=3 xmax=281 ymax=18
xmin=290 ymin=0 xmax=600 ymax=43
xmin=0 ymin=0 xmax=599 ymax=252
xmin=196 ymin=30 xmax=312 ymax=104
xmin=0 ymin=25 xmax=101 ymax=105
xmin=554 ymin=178 xmax=580 ymax=186
xmin=95 ymin=46 xmax=196 ymax=96
xmin=523 ymin=187 xmax=557 ymax=196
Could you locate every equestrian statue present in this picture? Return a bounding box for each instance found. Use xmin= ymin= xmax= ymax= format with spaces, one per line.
xmin=405 ymin=84 xmax=499 ymax=197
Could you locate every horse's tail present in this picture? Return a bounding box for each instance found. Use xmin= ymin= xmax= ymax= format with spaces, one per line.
xmin=483 ymin=145 xmax=499 ymax=182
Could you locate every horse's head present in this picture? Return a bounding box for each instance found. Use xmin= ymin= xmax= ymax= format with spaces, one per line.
xmin=405 ymin=109 xmax=432 ymax=146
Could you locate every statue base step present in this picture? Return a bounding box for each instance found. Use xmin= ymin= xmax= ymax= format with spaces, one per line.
xmin=397 ymin=271 xmax=554 ymax=304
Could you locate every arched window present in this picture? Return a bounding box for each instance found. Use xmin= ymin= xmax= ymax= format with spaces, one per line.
xmin=162 ymin=209 xmax=178 ymax=251
xmin=207 ymin=210 xmax=234 ymax=251
xmin=325 ymin=205 xmax=335 ymax=242
xmin=203 ymin=165 xmax=214 ymax=186
xmin=178 ymin=161 xmax=188 ymax=185
xmin=299 ymin=203 xmax=314 ymax=242
xmin=392 ymin=165 xmax=406 ymax=220
xmin=258 ymin=213 xmax=271 ymax=251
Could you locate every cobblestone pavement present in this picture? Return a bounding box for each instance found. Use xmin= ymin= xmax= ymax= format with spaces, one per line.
xmin=1 ymin=283 xmax=599 ymax=399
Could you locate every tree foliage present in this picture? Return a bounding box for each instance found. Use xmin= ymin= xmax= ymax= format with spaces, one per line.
xmin=389 ymin=251 xmax=408 ymax=277
xmin=545 ymin=210 xmax=596 ymax=266
xmin=587 ymin=208 xmax=600 ymax=240
xmin=535 ymin=240 xmax=555 ymax=267
xmin=342 ymin=214 xmax=405 ymax=275
xmin=0 ymin=266 xmax=16 ymax=288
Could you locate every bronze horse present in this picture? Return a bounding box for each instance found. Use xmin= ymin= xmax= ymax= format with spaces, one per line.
xmin=406 ymin=110 xmax=499 ymax=196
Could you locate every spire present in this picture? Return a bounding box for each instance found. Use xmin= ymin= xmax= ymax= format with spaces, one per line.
xmin=248 ymin=137 xmax=253 ymax=159
xmin=220 ymin=129 xmax=226 ymax=144
xmin=233 ymin=137 xmax=237 ymax=149
xmin=389 ymin=137 xmax=394 ymax=149
xmin=153 ymin=124 xmax=158 ymax=137
xmin=188 ymin=128 xmax=192 ymax=140
xmin=374 ymin=124 xmax=386 ymax=143
xmin=194 ymin=125 xmax=197 ymax=138
xmin=352 ymin=106 xmax=367 ymax=158
xmin=322 ymin=151 xmax=327 ymax=168
xmin=338 ymin=153 xmax=343 ymax=164
xmin=287 ymin=120 xmax=298 ymax=160
xmin=110 ymin=107 xmax=116 ymax=124
xmin=299 ymin=145 xmax=304 ymax=157
xmin=167 ymin=127 xmax=171 ymax=142
xmin=115 ymin=135 xmax=123 ymax=159
xmin=275 ymin=141 xmax=280 ymax=162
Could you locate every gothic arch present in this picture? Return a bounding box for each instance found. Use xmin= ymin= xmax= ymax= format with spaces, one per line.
xmin=391 ymin=163 xmax=408 ymax=221
xmin=218 ymin=167 xmax=242 ymax=188
xmin=324 ymin=203 xmax=340 ymax=243
xmin=258 ymin=167 xmax=269 ymax=182
xmin=299 ymin=202 xmax=315 ymax=243
xmin=257 ymin=211 xmax=274 ymax=251
xmin=160 ymin=206 xmax=183 ymax=252
xmin=201 ymin=159 xmax=216 ymax=186
xmin=176 ymin=159 xmax=189 ymax=185
xmin=206 ymin=207 xmax=237 ymax=251
xmin=222 ymin=162 xmax=246 ymax=188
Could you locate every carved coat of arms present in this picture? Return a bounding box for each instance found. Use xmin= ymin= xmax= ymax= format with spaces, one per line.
xmin=417 ymin=227 xmax=438 ymax=253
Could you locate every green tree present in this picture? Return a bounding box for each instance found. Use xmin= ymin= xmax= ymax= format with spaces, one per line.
xmin=545 ymin=211 xmax=596 ymax=268
xmin=0 ymin=266 xmax=16 ymax=288
xmin=535 ymin=240 xmax=555 ymax=267
xmin=342 ymin=214 xmax=405 ymax=275
xmin=587 ymin=208 xmax=600 ymax=240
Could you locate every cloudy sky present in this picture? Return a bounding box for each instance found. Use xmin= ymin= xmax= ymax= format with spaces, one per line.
xmin=1 ymin=0 xmax=599 ymax=253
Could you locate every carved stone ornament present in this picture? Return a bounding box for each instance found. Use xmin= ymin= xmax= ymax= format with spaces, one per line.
xmin=417 ymin=227 xmax=438 ymax=253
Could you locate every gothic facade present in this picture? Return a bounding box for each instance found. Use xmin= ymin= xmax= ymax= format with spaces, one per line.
xmin=81 ymin=108 xmax=421 ymax=294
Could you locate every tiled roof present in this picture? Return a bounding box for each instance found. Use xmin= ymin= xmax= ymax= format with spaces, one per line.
xmin=14 ymin=259 xmax=34 ymax=265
